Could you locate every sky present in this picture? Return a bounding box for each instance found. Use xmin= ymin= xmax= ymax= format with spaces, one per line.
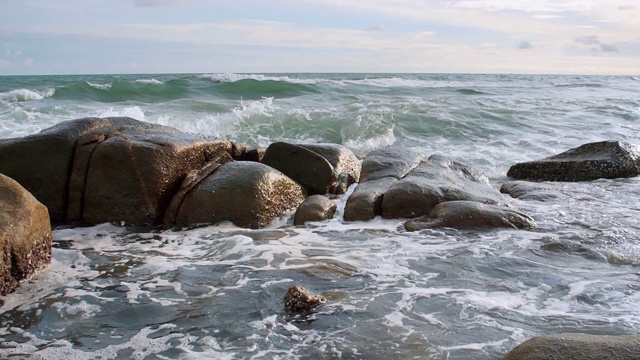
xmin=1 ymin=0 xmax=639 ymax=75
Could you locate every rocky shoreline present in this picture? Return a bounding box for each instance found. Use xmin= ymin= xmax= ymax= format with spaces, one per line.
xmin=2 ymin=117 xmax=640 ymax=358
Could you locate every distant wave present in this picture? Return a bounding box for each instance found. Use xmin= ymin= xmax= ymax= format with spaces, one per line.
xmin=455 ymin=88 xmax=487 ymax=95
xmin=199 ymin=74 xmax=319 ymax=100
xmin=198 ymin=73 xmax=317 ymax=85
xmin=135 ymin=78 xmax=164 ymax=85
xmin=0 ymin=88 xmax=55 ymax=102
xmin=53 ymin=80 xmax=186 ymax=103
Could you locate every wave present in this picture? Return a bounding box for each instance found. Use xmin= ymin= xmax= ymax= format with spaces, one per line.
xmin=455 ymin=88 xmax=487 ymax=95
xmin=198 ymin=73 xmax=318 ymax=85
xmin=0 ymin=88 xmax=55 ymax=102
xmin=53 ymin=79 xmax=187 ymax=103
xmin=200 ymin=76 xmax=319 ymax=100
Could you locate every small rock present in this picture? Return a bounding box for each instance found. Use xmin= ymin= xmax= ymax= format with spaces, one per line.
xmin=284 ymin=285 xmax=326 ymax=313
xmin=294 ymin=195 xmax=337 ymax=225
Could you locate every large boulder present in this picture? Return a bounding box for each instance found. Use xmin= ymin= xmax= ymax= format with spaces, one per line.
xmin=404 ymin=201 xmax=535 ymax=231
xmin=503 ymin=333 xmax=640 ymax=360
xmin=170 ymin=161 xmax=306 ymax=229
xmin=294 ymin=195 xmax=337 ymax=225
xmin=382 ymin=155 xmax=509 ymax=219
xmin=344 ymin=147 xmax=422 ymax=221
xmin=261 ymin=142 xmax=360 ymax=195
xmin=0 ymin=174 xmax=52 ymax=295
xmin=507 ymin=141 xmax=640 ymax=182
xmin=0 ymin=117 xmax=155 ymax=221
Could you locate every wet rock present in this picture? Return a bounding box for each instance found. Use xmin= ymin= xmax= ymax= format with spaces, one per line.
xmin=329 ymin=172 xmax=356 ymax=195
xmin=171 ymin=161 xmax=306 ymax=229
xmin=261 ymin=142 xmax=360 ymax=195
xmin=540 ymin=240 xmax=607 ymax=262
xmin=359 ymin=147 xmax=422 ymax=182
xmin=404 ymin=201 xmax=535 ymax=231
xmin=0 ymin=117 xmax=157 ymax=221
xmin=70 ymin=120 xmax=235 ymax=227
xmin=344 ymin=177 xmax=397 ymax=221
xmin=0 ymin=173 xmax=52 ymax=295
xmin=500 ymin=181 xmax=562 ymax=201
xmin=502 ymin=333 xmax=640 ymax=360
xmin=294 ymin=195 xmax=337 ymax=225
xmin=284 ymin=285 xmax=326 ymax=313
xmin=507 ymin=141 xmax=640 ymax=182
xmin=298 ymin=143 xmax=361 ymax=183
xmin=382 ymin=155 xmax=509 ymax=219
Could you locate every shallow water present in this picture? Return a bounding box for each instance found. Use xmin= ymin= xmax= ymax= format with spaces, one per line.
xmin=1 ymin=73 xmax=640 ymax=359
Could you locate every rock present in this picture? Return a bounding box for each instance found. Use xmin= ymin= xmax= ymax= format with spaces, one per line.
xmin=294 ymin=195 xmax=337 ymax=225
xmin=359 ymin=147 xmax=422 ymax=182
xmin=404 ymin=201 xmax=535 ymax=231
xmin=0 ymin=117 xmax=159 ymax=221
xmin=0 ymin=174 xmax=52 ymax=295
xmin=540 ymin=241 xmax=607 ymax=262
xmin=298 ymin=144 xmax=361 ymax=183
xmin=507 ymin=141 xmax=640 ymax=182
xmin=284 ymin=285 xmax=326 ymax=313
xmin=69 ymin=120 xmax=235 ymax=227
xmin=171 ymin=161 xmax=306 ymax=229
xmin=500 ymin=181 xmax=562 ymax=201
xmin=382 ymin=155 xmax=509 ymax=219
xmin=261 ymin=142 xmax=361 ymax=195
xmin=344 ymin=177 xmax=397 ymax=221
xmin=329 ymin=172 xmax=356 ymax=195
xmin=502 ymin=333 xmax=640 ymax=360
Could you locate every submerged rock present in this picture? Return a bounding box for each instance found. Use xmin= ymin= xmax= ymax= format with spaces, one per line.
xmin=171 ymin=161 xmax=306 ymax=229
xmin=294 ymin=195 xmax=337 ymax=225
xmin=502 ymin=333 xmax=640 ymax=360
xmin=404 ymin=201 xmax=535 ymax=231
xmin=507 ymin=140 xmax=640 ymax=182
xmin=284 ymin=285 xmax=326 ymax=313
xmin=500 ymin=181 xmax=562 ymax=201
xmin=0 ymin=174 xmax=52 ymax=295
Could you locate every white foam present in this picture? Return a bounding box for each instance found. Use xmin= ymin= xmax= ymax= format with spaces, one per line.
xmin=98 ymin=105 xmax=145 ymax=120
xmin=135 ymin=78 xmax=164 ymax=85
xmin=53 ymin=300 xmax=102 ymax=318
xmin=0 ymin=88 xmax=54 ymax=102
xmin=198 ymin=73 xmax=317 ymax=85
xmin=86 ymin=81 xmax=112 ymax=90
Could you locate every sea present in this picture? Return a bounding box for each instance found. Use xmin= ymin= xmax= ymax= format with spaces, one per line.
xmin=0 ymin=73 xmax=639 ymax=359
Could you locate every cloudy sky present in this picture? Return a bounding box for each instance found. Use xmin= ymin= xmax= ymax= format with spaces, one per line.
xmin=1 ymin=0 xmax=639 ymax=75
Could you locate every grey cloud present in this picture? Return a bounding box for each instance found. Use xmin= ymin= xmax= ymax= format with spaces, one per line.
xmin=575 ymin=35 xmax=600 ymax=45
xmin=518 ymin=41 xmax=532 ymax=49
xmin=619 ymin=5 xmax=635 ymax=10
xmin=600 ymin=43 xmax=618 ymax=52
xmin=365 ymin=24 xmax=385 ymax=32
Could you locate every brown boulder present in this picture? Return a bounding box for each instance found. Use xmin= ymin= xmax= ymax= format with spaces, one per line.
xmin=284 ymin=285 xmax=326 ymax=313
xmin=404 ymin=201 xmax=535 ymax=231
xmin=0 ymin=174 xmax=52 ymax=295
xmin=171 ymin=161 xmax=306 ymax=229
xmin=294 ymin=195 xmax=337 ymax=225
xmin=507 ymin=141 xmax=640 ymax=182
xmin=503 ymin=333 xmax=640 ymax=360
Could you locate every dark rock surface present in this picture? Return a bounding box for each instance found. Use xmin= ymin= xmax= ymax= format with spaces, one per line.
xmin=382 ymin=155 xmax=509 ymax=219
xmin=294 ymin=195 xmax=337 ymax=225
xmin=502 ymin=333 xmax=640 ymax=360
xmin=299 ymin=143 xmax=361 ymax=183
xmin=507 ymin=141 xmax=640 ymax=182
xmin=500 ymin=181 xmax=562 ymax=201
xmin=404 ymin=201 xmax=535 ymax=231
xmin=359 ymin=147 xmax=422 ymax=182
xmin=344 ymin=177 xmax=397 ymax=221
xmin=284 ymin=285 xmax=326 ymax=313
xmin=0 ymin=173 xmax=52 ymax=295
xmin=172 ymin=161 xmax=306 ymax=229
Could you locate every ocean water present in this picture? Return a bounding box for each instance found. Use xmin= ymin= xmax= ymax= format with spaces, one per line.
xmin=0 ymin=73 xmax=640 ymax=359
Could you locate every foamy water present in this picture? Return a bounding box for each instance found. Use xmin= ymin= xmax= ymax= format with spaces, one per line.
xmin=1 ymin=73 xmax=640 ymax=359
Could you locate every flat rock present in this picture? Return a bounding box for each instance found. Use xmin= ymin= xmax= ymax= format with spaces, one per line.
xmin=382 ymin=155 xmax=509 ymax=219
xmin=294 ymin=195 xmax=337 ymax=225
xmin=502 ymin=333 xmax=640 ymax=360
xmin=404 ymin=200 xmax=535 ymax=231
xmin=359 ymin=147 xmax=422 ymax=182
xmin=0 ymin=174 xmax=52 ymax=295
xmin=500 ymin=181 xmax=563 ymax=201
xmin=172 ymin=161 xmax=306 ymax=229
xmin=507 ymin=141 xmax=640 ymax=182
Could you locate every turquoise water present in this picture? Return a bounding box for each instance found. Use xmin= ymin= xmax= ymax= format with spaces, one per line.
xmin=1 ymin=73 xmax=640 ymax=359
